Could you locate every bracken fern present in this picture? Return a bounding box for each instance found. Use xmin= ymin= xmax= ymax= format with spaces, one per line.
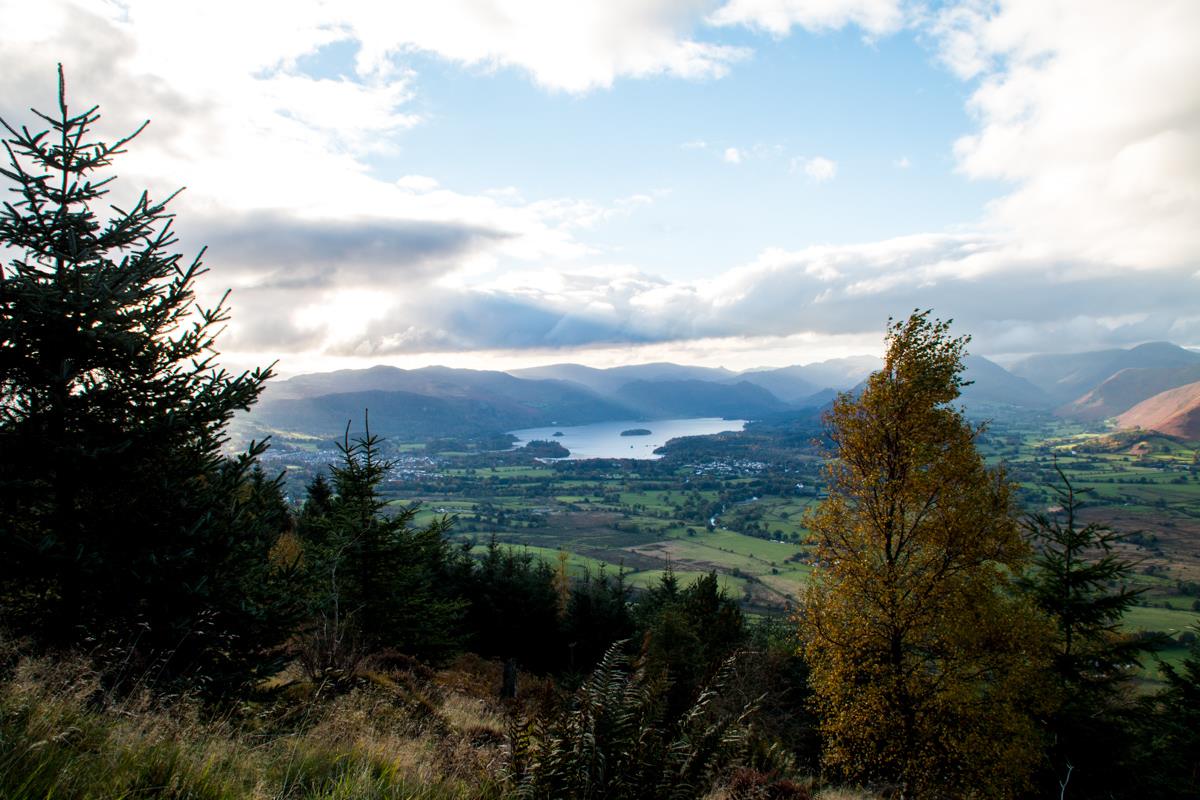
xmin=508 ymin=641 xmax=756 ymax=800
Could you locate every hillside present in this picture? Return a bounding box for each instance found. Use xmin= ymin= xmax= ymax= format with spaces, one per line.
xmin=613 ymin=379 xmax=790 ymax=419
xmin=254 ymin=389 xmax=545 ymax=438
xmin=1115 ymin=380 xmax=1200 ymax=440
xmin=1059 ymin=363 xmax=1200 ymax=421
xmin=735 ymin=365 xmax=822 ymax=403
xmin=1010 ymin=342 xmax=1200 ymax=405
xmin=959 ymin=355 xmax=1053 ymax=408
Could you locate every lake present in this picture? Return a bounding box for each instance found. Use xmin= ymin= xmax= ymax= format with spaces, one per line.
xmin=509 ymin=417 xmax=747 ymax=460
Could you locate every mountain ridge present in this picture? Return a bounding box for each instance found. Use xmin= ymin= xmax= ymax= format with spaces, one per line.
xmin=1010 ymin=342 xmax=1200 ymax=405
xmin=1115 ymin=380 xmax=1200 ymax=440
xmin=249 ymin=341 xmax=1200 ymax=440
xmin=1058 ymin=363 xmax=1200 ymax=421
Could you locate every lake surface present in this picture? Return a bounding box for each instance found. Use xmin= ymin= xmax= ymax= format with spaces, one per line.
xmin=509 ymin=418 xmax=747 ymax=460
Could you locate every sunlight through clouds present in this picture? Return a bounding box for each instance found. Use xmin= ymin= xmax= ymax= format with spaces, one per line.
xmin=1 ymin=0 xmax=1195 ymax=374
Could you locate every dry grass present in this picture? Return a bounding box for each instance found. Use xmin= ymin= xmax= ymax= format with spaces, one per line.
xmin=0 ymin=650 xmax=512 ymax=800
xmin=0 ymin=646 xmax=864 ymax=800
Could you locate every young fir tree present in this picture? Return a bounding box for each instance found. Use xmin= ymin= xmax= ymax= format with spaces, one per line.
xmin=802 ymin=311 xmax=1055 ymax=799
xmin=1023 ymin=465 xmax=1148 ymax=691
xmin=1021 ymin=465 xmax=1155 ymax=798
xmin=563 ymin=565 xmax=634 ymax=675
xmin=453 ymin=535 xmax=565 ymax=673
xmin=0 ymin=68 xmax=297 ymax=689
xmin=296 ymin=421 xmax=463 ymax=681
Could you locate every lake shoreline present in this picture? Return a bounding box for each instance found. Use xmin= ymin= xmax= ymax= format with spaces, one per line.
xmin=509 ymin=417 xmax=748 ymax=460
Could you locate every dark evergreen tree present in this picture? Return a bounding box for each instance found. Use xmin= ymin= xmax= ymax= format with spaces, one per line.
xmin=563 ymin=566 xmax=634 ymax=675
xmin=297 ymin=422 xmax=463 ymax=680
xmin=298 ymin=474 xmax=334 ymax=530
xmin=0 ymin=68 xmax=297 ymax=690
xmin=1143 ymin=624 xmax=1200 ymax=797
xmin=1021 ymin=464 xmax=1154 ymax=798
xmin=454 ymin=536 xmax=566 ymax=673
xmin=635 ymin=569 xmax=745 ymax=719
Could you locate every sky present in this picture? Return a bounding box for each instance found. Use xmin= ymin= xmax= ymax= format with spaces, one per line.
xmin=1 ymin=0 xmax=1197 ymax=377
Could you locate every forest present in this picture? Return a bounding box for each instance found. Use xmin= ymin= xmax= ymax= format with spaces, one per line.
xmin=1 ymin=76 xmax=1197 ymax=800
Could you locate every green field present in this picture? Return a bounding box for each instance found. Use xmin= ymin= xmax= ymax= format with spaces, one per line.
xmin=625 ymin=569 xmax=749 ymax=595
xmin=1123 ymin=605 xmax=1200 ymax=634
xmin=330 ymin=412 xmax=1200 ymax=650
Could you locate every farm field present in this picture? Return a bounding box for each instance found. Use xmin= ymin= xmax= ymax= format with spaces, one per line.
xmin=266 ymin=411 xmax=1200 ymax=654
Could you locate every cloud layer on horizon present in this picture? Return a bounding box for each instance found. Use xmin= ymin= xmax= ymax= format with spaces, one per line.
xmin=0 ymin=0 xmax=1196 ymax=372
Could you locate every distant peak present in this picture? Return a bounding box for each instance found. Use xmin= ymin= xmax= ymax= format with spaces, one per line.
xmin=1130 ymin=341 xmax=1184 ymax=352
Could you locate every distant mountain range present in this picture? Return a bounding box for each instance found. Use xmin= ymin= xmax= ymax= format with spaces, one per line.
xmin=247 ymin=342 xmax=1200 ymax=443
xmin=254 ymin=366 xmax=630 ymax=438
xmin=1008 ymin=342 xmax=1200 ymax=405
xmin=509 ymin=362 xmax=738 ymax=395
xmin=1056 ymin=364 xmax=1200 ymax=421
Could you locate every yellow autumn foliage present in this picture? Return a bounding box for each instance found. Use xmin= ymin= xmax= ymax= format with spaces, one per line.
xmin=801 ymin=312 xmax=1056 ymax=799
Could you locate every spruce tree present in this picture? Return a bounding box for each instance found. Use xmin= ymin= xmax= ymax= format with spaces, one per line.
xmin=0 ymin=68 xmax=297 ymax=689
xmin=1023 ymin=465 xmax=1148 ymax=691
xmin=1021 ymin=465 xmax=1154 ymax=798
xmin=296 ymin=422 xmax=463 ymax=680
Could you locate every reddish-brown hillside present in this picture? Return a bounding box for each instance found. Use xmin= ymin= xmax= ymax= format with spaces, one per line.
xmin=1059 ymin=364 xmax=1200 ymax=420
xmin=1115 ymin=380 xmax=1200 ymax=440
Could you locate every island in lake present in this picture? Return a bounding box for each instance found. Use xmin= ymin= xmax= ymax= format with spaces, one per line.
xmin=523 ymin=439 xmax=570 ymax=458
xmin=620 ymin=428 xmax=652 ymax=437
xmin=552 ymin=431 xmax=564 ymax=437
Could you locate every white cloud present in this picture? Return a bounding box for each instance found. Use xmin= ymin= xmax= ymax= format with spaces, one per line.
xmin=341 ymin=0 xmax=751 ymax=93
xmin=396 ymin=175 xmax=441 ymax=192
xmin=708 ymin=0 xmax=906 ymax=37
xmin=936 ymin=0 xmax=1200 ymax=270
xmin=894 ymin=156 xmax=911 ymax=169
xmin=0 ymin=0 xmax=685 ymax=366
xmin=3 ymin=0 xmax=1197 ymax=371
xmin=791 ymin=155 xmax=838 ymax=181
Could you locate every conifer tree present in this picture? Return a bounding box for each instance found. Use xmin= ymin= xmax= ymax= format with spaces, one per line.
xmin=564 ymin=566 xmax=634 ymax=673
xmin=636 ymin=569 xmax=745 ymax=720
xmin=0 ymin=68 xmax=296 ymax=688
xmin=802 ymin=311 xmax=1054 ymax=799
xmin=297 ymin=421 xmax=463 ymax=679
xmin=454 ymin=536 xmax=565 ymax=673
xmin=1021 ymin=465 xmax=1155 ymax=798
xmin=1023 ymin=466 xmax=1148 ymax=690
xmin=1147 ymin=624 xmax=1200 ymax=797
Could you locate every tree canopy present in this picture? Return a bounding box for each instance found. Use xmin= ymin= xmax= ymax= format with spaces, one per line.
xmin=802 ymin=311 xmax=1054 ymax=799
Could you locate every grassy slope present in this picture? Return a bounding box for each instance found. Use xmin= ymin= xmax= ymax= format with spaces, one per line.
xmin=0 ymin=656 xmax=509 ymax=800
xmin=0 ymin=653 xmax=874 ymax=800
